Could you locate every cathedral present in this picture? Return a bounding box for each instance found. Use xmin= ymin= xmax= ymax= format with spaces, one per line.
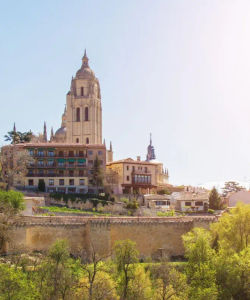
xmin=2 ymin=51 xmax=169 ymax=194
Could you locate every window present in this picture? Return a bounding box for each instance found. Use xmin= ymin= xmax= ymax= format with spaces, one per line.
xmin=68 ymin=151 xmax=74 ymax=157
xmin=85 ymin=107 xmax=89 ymax=121
xmin=79 ymin=179 xmax=85 ymax=186
xmin=69 ymin=170 xmax=74 ymax=176
xmin=38 ymin=169 xmax=44 ymax=176
xmin=28 ymin=179 xmax=34 ymax=186
xmin=58 ymin=151 xmax=64 ymax=157
xmin=185 ymin=202 xmax=191 ymax=206
xmin=79 ymin=170 xmax=84 ymax=176
xmin=59 ymin=179 xmax=64 ymax=186
xmin=86 ymin=138 xmax=89 ymax=144
xmin=126 ymin=165 xmax=129 ymax=171
xmin=49 ymin=179 xmax=54 ymax=186
xmin=69 ymin=179 xmax=74 ymax=186
xmin=145 ymin=167 xmax=147 ymax=172
xmin=48 ymin=170 xmax=54 ymax=176
xmin=98 ymin=150 xmax=103 ymax=155
xmin=29 ymin=149 xmax=34 ymax=156
xmin=76 ymin=138 xmax=79 ymax=143
xmin=195 ymin=201 xmax=203 ymax=206
xmin=38 ymin=150 xmax=44 ymax=157
xmin=81 ymin=86 xmax=84 ymax=96
xmin=38 ymin=160 xmax=44 ymax=167
xmin=58 ymin=170 xmax=64 ymax=176
xmin=76 ymin=107 xmax=80 ymax=122
xmin=88 ymin=150 xmax=93 ymax=155
xmin=48 ymin=151 xmax=54 ymax=157
xmin=79 ymin=151 xmax=84 ymax=157
xmin=27 ymin=170 xmax=33 ymax=176
xmin=47 ymin=160 xmax=54 ymax=166
xmin=127 ymin=176 xmax=130 ymax=181
xmin=132 ymin=166 xmax=135 ymax=172
xmin=58 ymin=162 xmax=65 ymax=167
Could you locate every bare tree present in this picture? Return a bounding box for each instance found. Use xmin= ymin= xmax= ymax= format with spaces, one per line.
xmin=1 ymin=147 xmax=34 ymax=190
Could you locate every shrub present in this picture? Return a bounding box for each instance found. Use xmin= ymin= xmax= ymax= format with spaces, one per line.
xmin=208 ymin=209 xmax=215 ymax=214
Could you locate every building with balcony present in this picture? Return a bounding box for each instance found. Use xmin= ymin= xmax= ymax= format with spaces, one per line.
xmin=1 ymin=143 xmax=106 ymax=193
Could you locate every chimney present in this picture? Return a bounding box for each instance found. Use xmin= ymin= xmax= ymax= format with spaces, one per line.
xmin=137 ymin=156 xmax=141 ymax=161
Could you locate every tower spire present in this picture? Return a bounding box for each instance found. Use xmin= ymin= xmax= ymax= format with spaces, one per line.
xmin=82 ymin=49 xmax=89 ymax=67
xmin=110 ymin=141 xmax=113 ymax=152
xmin=43 ymin=121 xmax=47 ymax=142
xmin=13 ymin=122 xmax=16 ymax=133
xmin=50 ymin=127 xmax=54 ymax=141
xmin=103 ymin=138 xmax=106 ymax=147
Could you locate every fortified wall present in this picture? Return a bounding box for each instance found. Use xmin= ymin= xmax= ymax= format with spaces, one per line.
xmin=9 ymin=216 xmax=216 ymax=258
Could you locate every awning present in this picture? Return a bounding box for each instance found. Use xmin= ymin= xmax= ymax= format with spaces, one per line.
xmin=68 ymin=158 xmax=75 ymax=162
xmin=78 ymin=159 xmax=86 ymax=163
xmin=57 ymin=158 xmax=66 ymax=163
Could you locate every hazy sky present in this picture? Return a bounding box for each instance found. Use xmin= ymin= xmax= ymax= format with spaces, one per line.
xmin=0 ymin=0 xmax=249 ymax=185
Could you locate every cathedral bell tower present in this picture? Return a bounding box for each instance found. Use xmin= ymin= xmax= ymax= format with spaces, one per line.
xmin=65 ymin=50 xmax=102 ymax=144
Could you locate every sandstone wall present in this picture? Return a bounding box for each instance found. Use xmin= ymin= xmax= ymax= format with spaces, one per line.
xmin=8 ymin=216 xmax=216 ymax=258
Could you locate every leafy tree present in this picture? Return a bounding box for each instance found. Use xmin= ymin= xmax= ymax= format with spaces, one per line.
xmin=4 ymin=130 xmax=33 ymax=144
xmin=92 ymin=156 xmax=103 ymax=192
xmin=151 ymin=262 xmax=189 ymax=300
xmin=114 ymin=239 xmax=139 ymax=300
xmin=0 ymin=190 xmax=25 ymax=253
xmin=38 ymin=179 xmax=46 ymax=192
xmin=0 ymin=263 xmax=39 ymax=300
xmin=182 ymin=228 xmax=218 ymax=300
xmin=127 ymin=265 xmax=152 ymax=300
xmin=222 ymin=181 xmax=245 ymax=197
xmin=211 ymin=203 xmax=250 ymax=253
xmin=209 ymin=187 xmax=222 ymax=210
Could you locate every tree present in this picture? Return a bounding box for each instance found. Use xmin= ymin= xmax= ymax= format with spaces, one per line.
xmin=92 ymin=156 xmax=103 ymax=192
xmin=36 ymin=239 xmax=79 ymax=300
xmin=38 ymin=179 xmax=46 ymax=192
xmin=211 ymin=203 xmax=250 ymax=253
xmin=127 ymin=265 xmax=152 ymax=300
xmin=182 ymin=228 xmax=218 ymax=300
xmin=114 ymin=239 xmax=139 ymax=300
xmin=1 ymin=148 xmax=34 ymax=190
xmin=4 ymin=130 xmax=33 ymax=144
xmin=0 ymin=190 xmax=25 ymax=253
xmin=209 ymin=187 xmax=222 ymax=210
xmin=222 ymin=181 xmax=245 ymax=197
xmin=150 ymin=261 xmax=189 ymax=300
xmin=78 ymin=243 xmax=112 ymax=300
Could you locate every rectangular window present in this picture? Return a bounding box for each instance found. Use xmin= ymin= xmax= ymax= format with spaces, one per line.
xmin=69 ymin=170 xmax=74 ymax=177
xmin=79 ymin=170 xmax=84 ymax=176
xmin=28 ymin=179 xmax=34 ymax=186
xmin=126 ymin=165 xmax=129 ymax=171
xmin=88 ymin=150 xmax=93 ymax=156
xmin=49 ymin=179 xmax=54 ymax=186
xmin=38 ymin=169 xmax=44 ymax=176
xmin=132 ymin=166 xmax=135 ymax=172
xmin=58 ymin=170 xmax=64 ymax=176
xmin=68 ymin=151 xmax=74 ymax=157
xmin=185 ymin=202 xmax=191 ymax=206
xmin=145 ymin=167 xmax=147 ymax=172
xmin=38 ymin=150 xmax=44 ymax=157
xmin=79 ymin=179 xmax=85 ymax=186
xmin=127 ymin=176 xmax=130 ymax=181
xmin=58 ymin=162 xmax=65 ymax=167
xmin=79 ymin=151 xmax=84 ymax=157
xmin=69 ymin=179 xmax=74 ymax=186
xmin=47 ymin=160 xmax=54 ymax=166
xmin=48 ymin=151 xmax=54 ymax=157
xmin=29 ymin=149 xmax=34 ymax=156
xmin=59 ymin=179 xmax=64 ymax=186
xmin=98 ymin=150 xmax=102 ymax=155
xmin=38 ymin=160 xmax=44 ymax=167
xmin=195 ymin=201 xmax=203 ymax=206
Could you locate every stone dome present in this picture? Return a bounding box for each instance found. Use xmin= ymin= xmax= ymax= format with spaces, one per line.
xmin=54 ymin=126 xmax=66 ymax=142
xmin=76 ymin=66 xmax=95 ymax=79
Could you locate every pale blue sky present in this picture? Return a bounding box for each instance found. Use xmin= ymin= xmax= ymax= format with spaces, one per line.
xmin=0 ymin=0 xmax=249 ymax=185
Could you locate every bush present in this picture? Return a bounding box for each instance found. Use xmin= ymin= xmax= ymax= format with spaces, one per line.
xmin=157 ymin=210 xmax=175 ymax=217
xmin=126 ymin=200 xmax=139 ymax=210
xmin=208 ymin=209 xmax=215 ymax=214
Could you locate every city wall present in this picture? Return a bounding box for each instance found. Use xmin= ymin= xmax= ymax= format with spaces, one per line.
xmin=9 ymin=216 xmax=216 ymax=258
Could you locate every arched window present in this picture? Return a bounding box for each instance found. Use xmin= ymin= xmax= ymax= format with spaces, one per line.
xmin=86 ymin=138 xmax=89 ymax=144
xmin=81 ymin=87 xmax=84 ymax=96
xmin=76 ymin=107 xmax=80 ymax=122
xmin=76 ymin=138 xmax=79 ymax=143
xmin=85 ymin=107 xmax=89 ymax=121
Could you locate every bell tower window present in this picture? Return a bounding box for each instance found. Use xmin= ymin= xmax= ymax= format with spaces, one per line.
xmin=76 ymin=107 xmax=80 ymax=122
xmin=86 ymin=138 xmax=89 ymax=144
xmin=85 ymin=107 xmax=89 ymax=121
xmin=81 ymin=87 xmax=84 ymax=96
xmin=76 ymin=138 xmax=79 ymax=143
